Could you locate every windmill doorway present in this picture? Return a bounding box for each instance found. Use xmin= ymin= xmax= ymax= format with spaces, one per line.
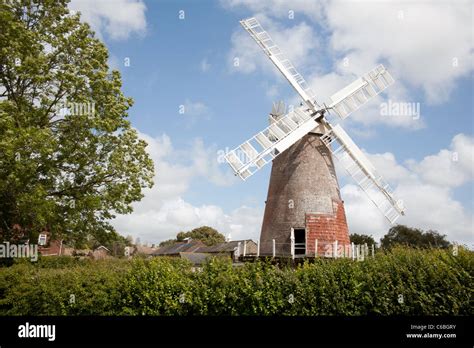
xmin=294 ymin=228 xmax=306 ymax=255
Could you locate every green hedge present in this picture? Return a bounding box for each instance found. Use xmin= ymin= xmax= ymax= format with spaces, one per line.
xmin=0 ymin=248 xmax=472 ymax=315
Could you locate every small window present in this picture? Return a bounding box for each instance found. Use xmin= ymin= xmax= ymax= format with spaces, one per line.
xmin=38 ymin=233 xmax=47 ymax=246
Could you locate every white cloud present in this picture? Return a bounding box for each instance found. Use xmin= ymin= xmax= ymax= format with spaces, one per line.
xmin=409 ymin=134 xmax=474 ymax=188
xmin=69 ymin=0 xmax=147 ymax=40
xmin=112 ymin=131 xmax=261 ymax=244
xmin=113 ymin=130 xmax=472 ymax=247
xmin=341 ymin=133 xmax=474 ymax=247
xmin=191 ymin=138 xmax=236 ymax=186
xmin=325 ymin=1 xmax=473 ymax=104
xmin=228 ymin=16 xmax=320 ymax=76
xmin=304 ymin=70 xmax=425 ymax=130
xmin=223 ymin=0 xmax=473 ymax=128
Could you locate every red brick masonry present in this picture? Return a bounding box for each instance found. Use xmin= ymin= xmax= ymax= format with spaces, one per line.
xmin=305 ymin=199 xmax=350 ymax=255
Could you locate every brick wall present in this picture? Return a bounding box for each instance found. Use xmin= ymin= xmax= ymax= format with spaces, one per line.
xmin=38 ymin=239 xmax=63 ymax=256
xmin=305 ymin=199 xmax=350 ymax=256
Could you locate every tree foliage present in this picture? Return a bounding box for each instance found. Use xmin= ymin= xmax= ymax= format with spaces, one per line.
xmin=0 ymin=0 xmax=154 ymax=245
xmin=158 ymin=239 xmax=177 ymax=247
xmin=380 ymin=225 xmax=451 ymax=249
xmin=350 ymin=233 xmax=376 ymax=246
xmin=160 ymin=226 xmax=225 ymax=247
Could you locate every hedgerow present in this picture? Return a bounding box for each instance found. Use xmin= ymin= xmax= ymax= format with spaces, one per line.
xmin=0 ymin=247 xmax=471 ymax=315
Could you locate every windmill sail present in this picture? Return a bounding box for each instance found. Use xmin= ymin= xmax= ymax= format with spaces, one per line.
xmin=228 ymin=16 xmax=405 ymax=226
xmin=328 ymin=65 xmax=394 ymax=120
xmin=321 ymin=124 xmax=405 ymax=223
xmin=240 ymin=17 xmax=319 ymax=111
xmin=225 ymin=107 xmax=321 ymax=180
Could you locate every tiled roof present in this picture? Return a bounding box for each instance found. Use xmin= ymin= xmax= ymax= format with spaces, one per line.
xmin=197 ymin=240 xmax=255 ymax=253
xmin=134 ymin=245 xmax=158 ymax=255
xmin=152 ymin=240 xmax=205 ymax=255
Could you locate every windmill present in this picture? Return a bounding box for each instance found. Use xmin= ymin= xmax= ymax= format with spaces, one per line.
xmin=224 ymin=17 xmax=405 ymax=256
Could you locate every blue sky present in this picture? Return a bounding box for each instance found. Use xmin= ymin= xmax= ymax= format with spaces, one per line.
xmin=69 ymin=0 xmax=473 ymax=246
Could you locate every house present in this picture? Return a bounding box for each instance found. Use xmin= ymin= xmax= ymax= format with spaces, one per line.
xmin=152 ymin=239 xmax=206 ymax=257
xmin=4 ymin=227 xmax=66 ymax=257
xmin=91 ymin=245 xmax=110 ymax=260
xmin=37 ymin=231 xmax=65 ymax=256
xmin=152 ymin=239 xmax=258 ymax=264
xmin=133 ymin=245 xmax=158 ymax=257
xmin=198 ymin=239 xmax=258 ymax=261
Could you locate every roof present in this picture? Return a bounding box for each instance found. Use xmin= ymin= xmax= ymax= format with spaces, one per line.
xmin=152 ymin=240 xmax=205 ymax=256
xmin=134 ymin=245 xmax=158 ymax=255
xmin=178 ymin=252 xmax=210 ymax=265
xmin=94 ymin=245 xmax=110 ymax=252
xmin=197 ymin=240 xmax=256 ymax=253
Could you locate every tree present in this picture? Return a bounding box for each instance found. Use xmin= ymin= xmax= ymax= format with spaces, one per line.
xmin=160 ymin=226 xmax=226 ymax=247
xmin=0 ymin=0 xmax=154 ymax=245
xmin=125 ymin=235 xmax=134 ymax=245
xmin=350 ymin=233 xmax=376 ymax=246
xmin=422 ymin=230 xmax=451 ymax=248
xmin=380 ymin=225 xmax=451 ymax=249
xmin=159 ymin=239 xmax=178 ymax=247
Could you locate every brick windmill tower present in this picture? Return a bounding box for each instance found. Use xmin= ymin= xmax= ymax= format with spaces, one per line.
xmin=225 ymin=18 xmax=405 ymax=256
xmin=261 ymin=102 xmax=349 ymax=256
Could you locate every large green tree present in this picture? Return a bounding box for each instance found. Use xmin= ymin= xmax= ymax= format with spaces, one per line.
xmin=350 ymin=233 xmax=376 ymax=246
xmin=380 ymin=225 xmax=451 ymax=249
xmin=0 ymin=0 xmax=154 ymax=245
xmin=159 ymin=226 xmax=226 ymax=247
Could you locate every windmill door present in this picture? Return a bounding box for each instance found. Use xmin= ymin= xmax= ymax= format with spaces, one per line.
xmin=294 ymin=228 xmax=306 ymax=255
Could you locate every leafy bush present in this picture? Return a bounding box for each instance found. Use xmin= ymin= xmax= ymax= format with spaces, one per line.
xmin=0 ymin=259 xmax=129 ymax=315
xmin=121 ymin=257 xmax=195 ymax=315
xmin=0 ymin=247 xmax=472 ymax=316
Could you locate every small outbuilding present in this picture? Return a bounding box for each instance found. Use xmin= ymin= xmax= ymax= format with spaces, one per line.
xmin=91 ymin=245 xmax=110 ymax=260
xmin=198 ymin=239 xmax=257 ymax=261
xmin=152 ymin=239 xmax=205 ymax=257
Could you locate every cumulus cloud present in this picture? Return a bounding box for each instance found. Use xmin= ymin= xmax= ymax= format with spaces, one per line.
xmin=228 ymin=16 xmax=320 ymax=76
xmin=325 ymin=1 xmax=472 ymax=104
xmin=223 ymin=0 xmax=473 ymax=128
xmin=111 ymin=131 xmax=261 ymax=244
xmin=112 ymin=131 xmax=472 ymax=248
xmin=114 ymin=131 xmax=473 ymax=247
xmin=408 ymin=134 xmax=474 ymax=188
xmin=341 ymin=134 xmax=474 ymax=247
xmin=69 ymin=0 xmax=147 ymax=40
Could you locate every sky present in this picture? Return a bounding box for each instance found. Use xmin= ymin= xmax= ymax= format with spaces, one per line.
xmin=68 ymin=0 xmax=473 ymax=247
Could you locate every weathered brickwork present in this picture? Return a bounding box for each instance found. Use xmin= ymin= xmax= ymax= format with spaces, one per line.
xmin=259 ymin=132 xmax=350 ymax=256
xmin=305 ymin=200 xmax=350 ymax=256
